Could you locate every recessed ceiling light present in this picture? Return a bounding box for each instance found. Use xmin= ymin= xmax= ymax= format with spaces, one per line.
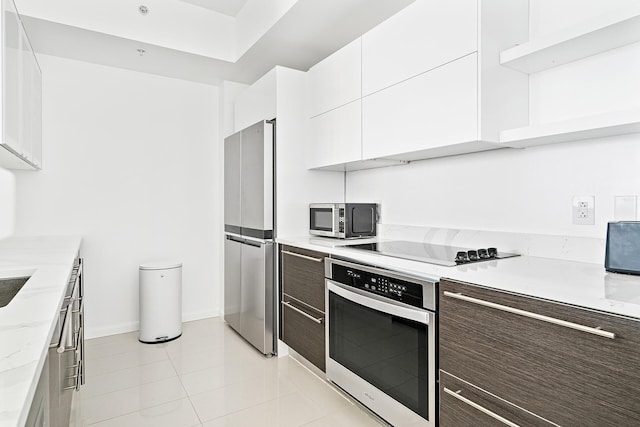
xmin=139 ymin=5 xmax=149 ymax=15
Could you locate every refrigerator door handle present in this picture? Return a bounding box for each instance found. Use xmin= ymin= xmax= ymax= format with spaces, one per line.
xmin=225 ymin=233 xmax=268 ymax=248
xmin=226 ymin=235 xmax=246 ymax=244
xmin=240 ymin=235 xmax=271 ymax=246
xmin=241 ymin=239 xmax=263 ymax=248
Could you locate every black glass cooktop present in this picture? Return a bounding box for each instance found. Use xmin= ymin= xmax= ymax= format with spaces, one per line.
xmin=341 ymin=240 xmax=519 ymax=267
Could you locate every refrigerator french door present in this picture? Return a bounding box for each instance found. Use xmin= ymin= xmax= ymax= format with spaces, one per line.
xmin=224 ymin=119 xmax=276 ymax=355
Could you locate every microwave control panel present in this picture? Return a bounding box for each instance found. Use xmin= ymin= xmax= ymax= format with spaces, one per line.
xmin=338 ymin=208 xmax=345 ymax=233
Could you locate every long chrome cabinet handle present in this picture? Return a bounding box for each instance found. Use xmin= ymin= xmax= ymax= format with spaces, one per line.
xmin=443 ymin=291 xmax=615 ymax=339
xmin=57 ymin=304 xmax=75 ymax=353
xmin=281 ymin=301 xmax=324 ymax=324
xmin=444 ymin=387 xmax=520 ymax=427
xmin=281 ymin=250 xmax=324 ymax=263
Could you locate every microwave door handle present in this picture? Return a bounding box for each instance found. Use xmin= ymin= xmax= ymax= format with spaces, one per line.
xmin=327 ymin=280 xmax=429 ymax=325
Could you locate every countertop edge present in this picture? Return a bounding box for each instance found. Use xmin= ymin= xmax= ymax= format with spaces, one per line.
xmin=0 ymin=235 xmax=82 ymax=427
xmin=277 ymin=236 xmax=640 ymax=320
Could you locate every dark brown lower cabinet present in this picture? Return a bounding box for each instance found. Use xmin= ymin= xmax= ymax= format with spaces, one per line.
xmin=439 ymin=278 xmax=640 ymax=427
xmin=281 ymin=296 xmax=325 ymax=371
xmin=280 ymin=245 xmax=328 ymax=372
xmin=281 ymin=245 xmax=326 ymax=312
xmin=440 ymin=371 xmax=552 ymax=427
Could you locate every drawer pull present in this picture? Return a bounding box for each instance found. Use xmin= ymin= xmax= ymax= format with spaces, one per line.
xmin=282 ymin=250 xmax=324 ymax=263
xmin=443 ymin=291 xmax=615 ymax=339
xmin=282 ymin=301 xmax=324 ymax=324
xmin=444 ymin=387 xmax=521 ymax=427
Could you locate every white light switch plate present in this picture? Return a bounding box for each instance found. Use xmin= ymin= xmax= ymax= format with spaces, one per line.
xmin=572 ymin=196 xmax=595 ymax=225
xmin=614 ymin=196 xmax=637 ymax=221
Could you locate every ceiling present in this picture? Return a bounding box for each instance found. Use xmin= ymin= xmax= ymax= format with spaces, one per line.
xmin=18 ymin=0 xmax=415 ymax=85
xmin=178 ymin=0 xmax=249 ymax=17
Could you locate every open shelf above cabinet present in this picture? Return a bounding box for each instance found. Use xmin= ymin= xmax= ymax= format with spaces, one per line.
xmin=500 ymin=4 xmax=640 ymax=73
xmin=500 ymin=108 xmax=640 ymax=148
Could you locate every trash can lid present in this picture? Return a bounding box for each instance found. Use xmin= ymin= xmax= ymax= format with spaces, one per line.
xmin=139 ymin=260 xmax=182 ymax=270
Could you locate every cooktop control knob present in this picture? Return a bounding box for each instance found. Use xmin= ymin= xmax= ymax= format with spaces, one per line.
xmin=467 ymin=250 xmax=479 ymax=261
xmin=455 ymin=251 xmax=469 ymax=264
xmin=478 ymin=248 xmax=489 ymax=259
xmin=488 ymin=247 xmax=498 ymax=258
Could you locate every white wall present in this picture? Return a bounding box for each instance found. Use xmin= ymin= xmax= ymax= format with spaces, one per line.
xmin=346 ymin=1 xmax=640 ymax=241
xmin=234 ymin=69 xmax=277 ymax=130
xmin=0 ymin=168 xmax=15 ymax=239
xmin=13 ymin=54 xmax=221 ymax=338
xmin=231 ymin=66 xmax=344 ymax=237
xmin=222 ymin=81 xmax=249 ymax=138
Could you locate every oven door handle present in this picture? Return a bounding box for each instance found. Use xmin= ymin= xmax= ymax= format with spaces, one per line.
xmin=327 ymin=280 xmax=429 ymax=325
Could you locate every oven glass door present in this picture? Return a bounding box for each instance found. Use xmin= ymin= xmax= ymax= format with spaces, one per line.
xmin=328 ymin=288 xmax=430 ymax=420
xmin=310 ymin=207 xmax=334 ymax=232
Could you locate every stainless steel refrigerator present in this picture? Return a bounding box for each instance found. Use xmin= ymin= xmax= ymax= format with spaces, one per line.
xmin=223 ymin=119 xmax=276 ymax=355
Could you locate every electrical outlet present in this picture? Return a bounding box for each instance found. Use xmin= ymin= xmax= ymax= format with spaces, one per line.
xmin=572 ymin=196 xmax=595 ymax=225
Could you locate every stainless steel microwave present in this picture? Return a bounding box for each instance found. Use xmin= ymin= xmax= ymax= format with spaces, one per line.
xmin=309 ymin=203 xmax=378 ymax=239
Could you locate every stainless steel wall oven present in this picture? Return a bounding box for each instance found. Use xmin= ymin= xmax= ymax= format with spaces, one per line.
xmin=325 ymin=258 xmax=437 ymax=426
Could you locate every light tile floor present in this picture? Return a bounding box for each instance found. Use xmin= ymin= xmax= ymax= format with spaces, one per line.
xmin=70 ymin=317 xmax=384 ymax=427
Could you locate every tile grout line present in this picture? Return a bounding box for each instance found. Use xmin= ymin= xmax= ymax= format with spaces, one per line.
xmin=164 ymin=341 xmax=205 ymax=426
xmin=79 ymin=337 xmax=180 ymax=425
xmin=81 ymin=359 xmax=178 ymax=399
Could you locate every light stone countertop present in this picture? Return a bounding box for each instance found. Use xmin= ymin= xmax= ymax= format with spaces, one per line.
xmin=0 ymin=236 xmax=82 ymax=427
xmin=278 ymin=235 xmax=640 ymax=320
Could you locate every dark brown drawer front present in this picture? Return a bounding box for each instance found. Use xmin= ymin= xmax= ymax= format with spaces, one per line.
xmin=281 ymin=245 xmax=327 ymax=312
xmin=440 ymin=371 xmax=553 ymax=427
xmin=282 ymin=296 xmax=326 ymax=372
xmin=440 ymin=279 xmax=640 ymax=427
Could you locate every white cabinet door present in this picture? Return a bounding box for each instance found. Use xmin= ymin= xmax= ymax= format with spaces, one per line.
xmin=2 ymin=0 xmax=21 ymax=154
xmin=362 ymin=54 xmax=478 ymax=160
xmin=308 ymin=100 xmax=361 ymax=170
xmin=1 ymin=0 xmax=41 ymax=169
xmin=361 ymin=0 xmax=477 ymax=96
xmin=29 ymin=56 xmax=42 ymax=167
xmin=20 ymin=25 xmax=32 ymax=162
xmin=308 ymin=38 xmax=361 ymax=118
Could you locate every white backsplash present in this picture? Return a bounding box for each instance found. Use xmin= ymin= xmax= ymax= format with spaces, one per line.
xmin=378 ymin=224 xmax=606 ymax=265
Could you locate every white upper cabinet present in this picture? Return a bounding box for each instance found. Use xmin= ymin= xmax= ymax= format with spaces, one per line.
xmin=307 ymin=0 xmax=529 ymax=171
xmin=361 ymin=0 xmax=477 ymax=97
xmin=0 ymin=0 xmax=42 ymax=170
xmin=3 ymin=0 xmax=20 ymax=155
xmin=29 ymin=50 xmax=42 ymax=167
xmin=308 ymin=38 xmax=361 ymax=118
xmin=363 ymin=54 xmax=479 ymax=160
xmin=308 ymin=99 xmax=362 ymax=170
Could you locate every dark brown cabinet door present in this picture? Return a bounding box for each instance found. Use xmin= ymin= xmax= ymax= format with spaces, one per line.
xmin=281 ymin=245 xmax=326 ymax=312
xmin=439 ymin=278 xmax=640 ymax=427
xmin=280 ymin=245 xmax=328 ymax=372
xmin=440 ymin=371 xmax=553 ymax=427
xmin=282 ymin=296 xmax=325 ymax=371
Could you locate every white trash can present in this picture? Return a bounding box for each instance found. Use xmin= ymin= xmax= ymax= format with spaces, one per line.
xmin=139 ymin=261 xmax=182 ymax=344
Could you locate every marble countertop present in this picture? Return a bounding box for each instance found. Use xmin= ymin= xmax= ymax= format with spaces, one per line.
xmin=0 ymin=236 xmax=82 ymax=427
xmin=279 ymin=236 xmax=640 ymax=320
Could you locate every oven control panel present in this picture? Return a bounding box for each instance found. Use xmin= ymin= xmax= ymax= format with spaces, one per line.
xmin=332 ymin=263 xmax=424 ymax=308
